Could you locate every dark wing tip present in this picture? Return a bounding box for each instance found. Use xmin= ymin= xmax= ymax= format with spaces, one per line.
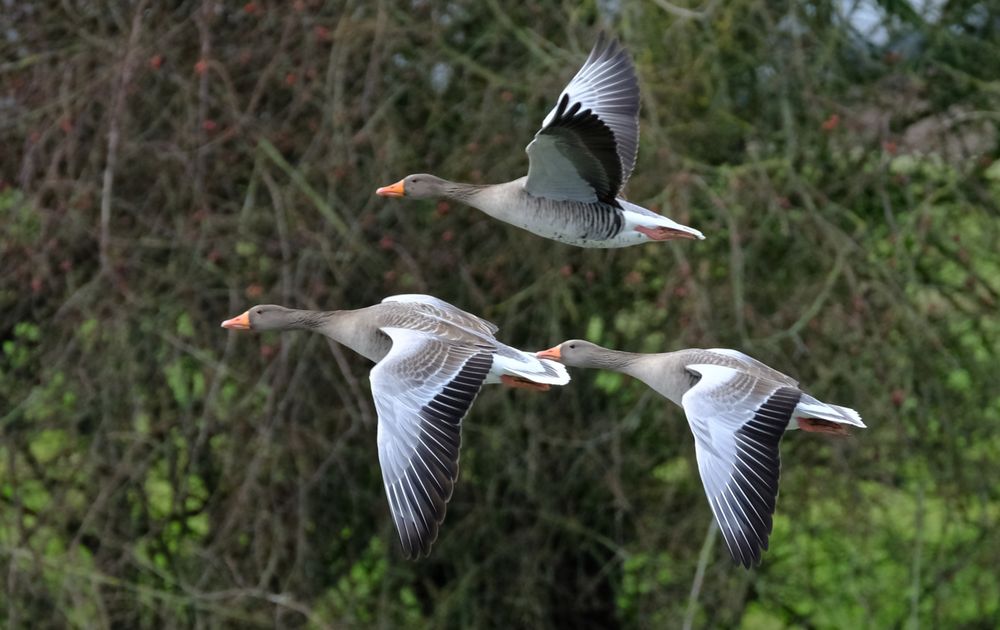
xmin=540 ymin=106 xmax=621 ymax=204
xmin=555 ymin=92 xmax=570 ymax=119
xmin=391 ymin=458 xmax=449 ymax=561
xmin=401 ymin=521 xmax=441 ymax=560
xmin=390 ymin=351 xmax=493 ymax=560
xmin=718 ymin=386 xmax=802 ymax=568
xmin=718 ymin=516 xmax=764 ymax=569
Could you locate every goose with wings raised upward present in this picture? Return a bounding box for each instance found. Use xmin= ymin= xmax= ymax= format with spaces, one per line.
xmin=536 ymin=340 xmax=865 ymax=567
xmin=376 ymin=35 xmax=704 ymax=247
xmin=221 ymin=294 xmax=569 ymax=558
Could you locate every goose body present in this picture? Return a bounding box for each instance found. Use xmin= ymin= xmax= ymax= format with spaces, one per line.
xmin=222 ymin=294 xmax=569 ymax=558
xmin=377 ymin=35 xmax=704 ymax=247
xmin=536 ymin=341 xmax=866 ymax=568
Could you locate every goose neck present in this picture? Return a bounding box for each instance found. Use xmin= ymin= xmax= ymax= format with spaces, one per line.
xmin=439 ymin=180 xmax=487 ymax=202
xmin=588 ymin=348 xmax=645 ymax=374
xmin=286 ymin=309 xmax=341 ymax=332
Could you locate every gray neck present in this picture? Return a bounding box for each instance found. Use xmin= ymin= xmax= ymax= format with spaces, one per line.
xmin=449 ymin=178 xmax=525 ymax=224
xmin=288 ymin=309 xmax=383 ymax=362
xmin=332 ymin=309 xmax=390 ymax=363
xmin=584 ymin=347 xmax=689 ymax=406
xmin=286 ymin=309 xmax=340 ymax=332
xmin=584 ymin=348 xmax=647 ymax=375
xmin=581 ymin=348 xmax=650 ymax=384
xmin=438 ymin=179 xmax=487 ymax=203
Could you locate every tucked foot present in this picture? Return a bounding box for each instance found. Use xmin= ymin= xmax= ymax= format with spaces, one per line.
xmin=635 ymin=225 xmax=700 ymax=241
xmin=798 ymin=417 xmax=851 ymax=435
xmin=501 ymin=375 xmax=551 ymax=391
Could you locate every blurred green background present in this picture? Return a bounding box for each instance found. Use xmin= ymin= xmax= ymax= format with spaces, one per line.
xmin=2 ymin=1 xmax=999 ymax=627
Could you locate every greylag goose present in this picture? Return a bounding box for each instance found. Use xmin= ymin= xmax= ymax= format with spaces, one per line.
xmin=222 ymin=294 xmax=569 ymax=558
xmin=376 ymin=35 xmax=704 ymax=247
xmin=535 ymin=340 xmax=865 ymax=567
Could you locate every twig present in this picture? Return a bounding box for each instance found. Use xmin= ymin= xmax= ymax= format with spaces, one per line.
xmin=256 ymin=138 xmax=354 ymax=244
xmin=259 ymin=169 xmax=293 ymax=303
xmin=193 ymin=1 xmax=213 ymax=204
xmin=683 ymin=518 xmax=718 ymax=630
xmin=360 ymin=0 xmax=388 ymax=118
xmin=98 ymin=0 xmax=148 ymax=274
xmin=651 ymin=0 xmax=717 ymax=20
xmin=910 ymin=485 xmax=925 ymax=630
xmin=3 ymin=545 xmax=324 ymax=627
xmin=759 ymin=248 xmax=847 ymax=343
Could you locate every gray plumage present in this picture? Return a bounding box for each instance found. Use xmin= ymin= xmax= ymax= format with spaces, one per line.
xmin=376 ymin=36 xmax=704 ymax=247
xmin=538 ymin=341 xmax=866 ymax=568
xmin=222 ymin=295 xmax=569 ymax=559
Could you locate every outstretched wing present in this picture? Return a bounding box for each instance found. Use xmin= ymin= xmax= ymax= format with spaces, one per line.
xmin=524 ymin=34 xmax=640 ymax=204
xmin=370 ymin=327 xmax=494 ymax=558
xmin=681 ymin=364 xmax=801 ymax=568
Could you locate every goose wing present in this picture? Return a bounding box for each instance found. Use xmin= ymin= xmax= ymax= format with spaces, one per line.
xmin=370 ymin=327 xmax=494 ymax=558
xmin=681 ymin=364 xmax=802 ymax=568
xmin=382 ymin=294 xmax=499 ymax=338
xmin=707 ymin=348 xmax=799 ymax=387
xmin=524 ymin=34 xmax=640 ymax=204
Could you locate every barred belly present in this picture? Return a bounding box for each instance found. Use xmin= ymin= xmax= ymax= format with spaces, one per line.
xmin=513 ymin=196 xmax=626 ymax=247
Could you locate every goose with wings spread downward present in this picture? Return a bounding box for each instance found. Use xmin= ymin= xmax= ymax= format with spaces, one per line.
xmin=536 ymin=340 xmax=866 ymax=568
xmin=376 ymin=35 xmax=704 ymax=247
xmin=222 ymin=294 xmax=569 ymax=558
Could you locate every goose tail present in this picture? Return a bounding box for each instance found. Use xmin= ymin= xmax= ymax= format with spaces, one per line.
xmin=488 ymin=346 xmax=571 ymax=386
xmin=619 ymin=199 xmax=705 ymax=240
xmin=794 ymin=394 xmax=866 ymax=434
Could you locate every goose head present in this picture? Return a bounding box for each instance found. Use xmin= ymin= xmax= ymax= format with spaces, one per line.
xmin=221 ymin=304 xmax=299 ymax=331
xmin=536 ymin=339 xmax=606 ymax=368
xmin=376 ymin=174 xmax=450 ymax=199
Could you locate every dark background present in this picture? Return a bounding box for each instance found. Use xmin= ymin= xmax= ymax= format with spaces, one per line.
xmin=2 ymin=1 xmax=999 ymax=627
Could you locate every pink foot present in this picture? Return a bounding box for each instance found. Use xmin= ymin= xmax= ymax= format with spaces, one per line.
xmin=501 ymin=375 xmax=550 ymax=391
xmin=798 ymin=418 xmax=850 ymax=436
xmin=635 ymin=225 xmax=699 ymax=241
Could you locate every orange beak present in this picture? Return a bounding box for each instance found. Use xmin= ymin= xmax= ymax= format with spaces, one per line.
xmin=536 ymin=345 xmax=562 ymax=361
xmin=376 ymin=179 xmax=406 ymax=197
xmin=221 ymin=311 xmax=251 ymax=330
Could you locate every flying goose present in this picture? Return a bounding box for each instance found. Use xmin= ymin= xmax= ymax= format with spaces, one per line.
xmin=222 ymin=294 xmax=569 ymax=558
xmin=535 ymin=340 xmax=865 ymax=567
xmin=376 ymin=34 xmax=704 ymax=248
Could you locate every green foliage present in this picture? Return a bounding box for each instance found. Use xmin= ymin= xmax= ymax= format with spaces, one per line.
xmin=164 ymin=358 xmax=206 ymax=407
xmin=3 ymin=322 xmax=40 ymax=369
xmin=617 ymin=551 xmax=678 ymax=621
xmin=314 ymin=537 xmax=425 ymax=626
xmin=0 ymin=188 xmax=39 ymax=247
